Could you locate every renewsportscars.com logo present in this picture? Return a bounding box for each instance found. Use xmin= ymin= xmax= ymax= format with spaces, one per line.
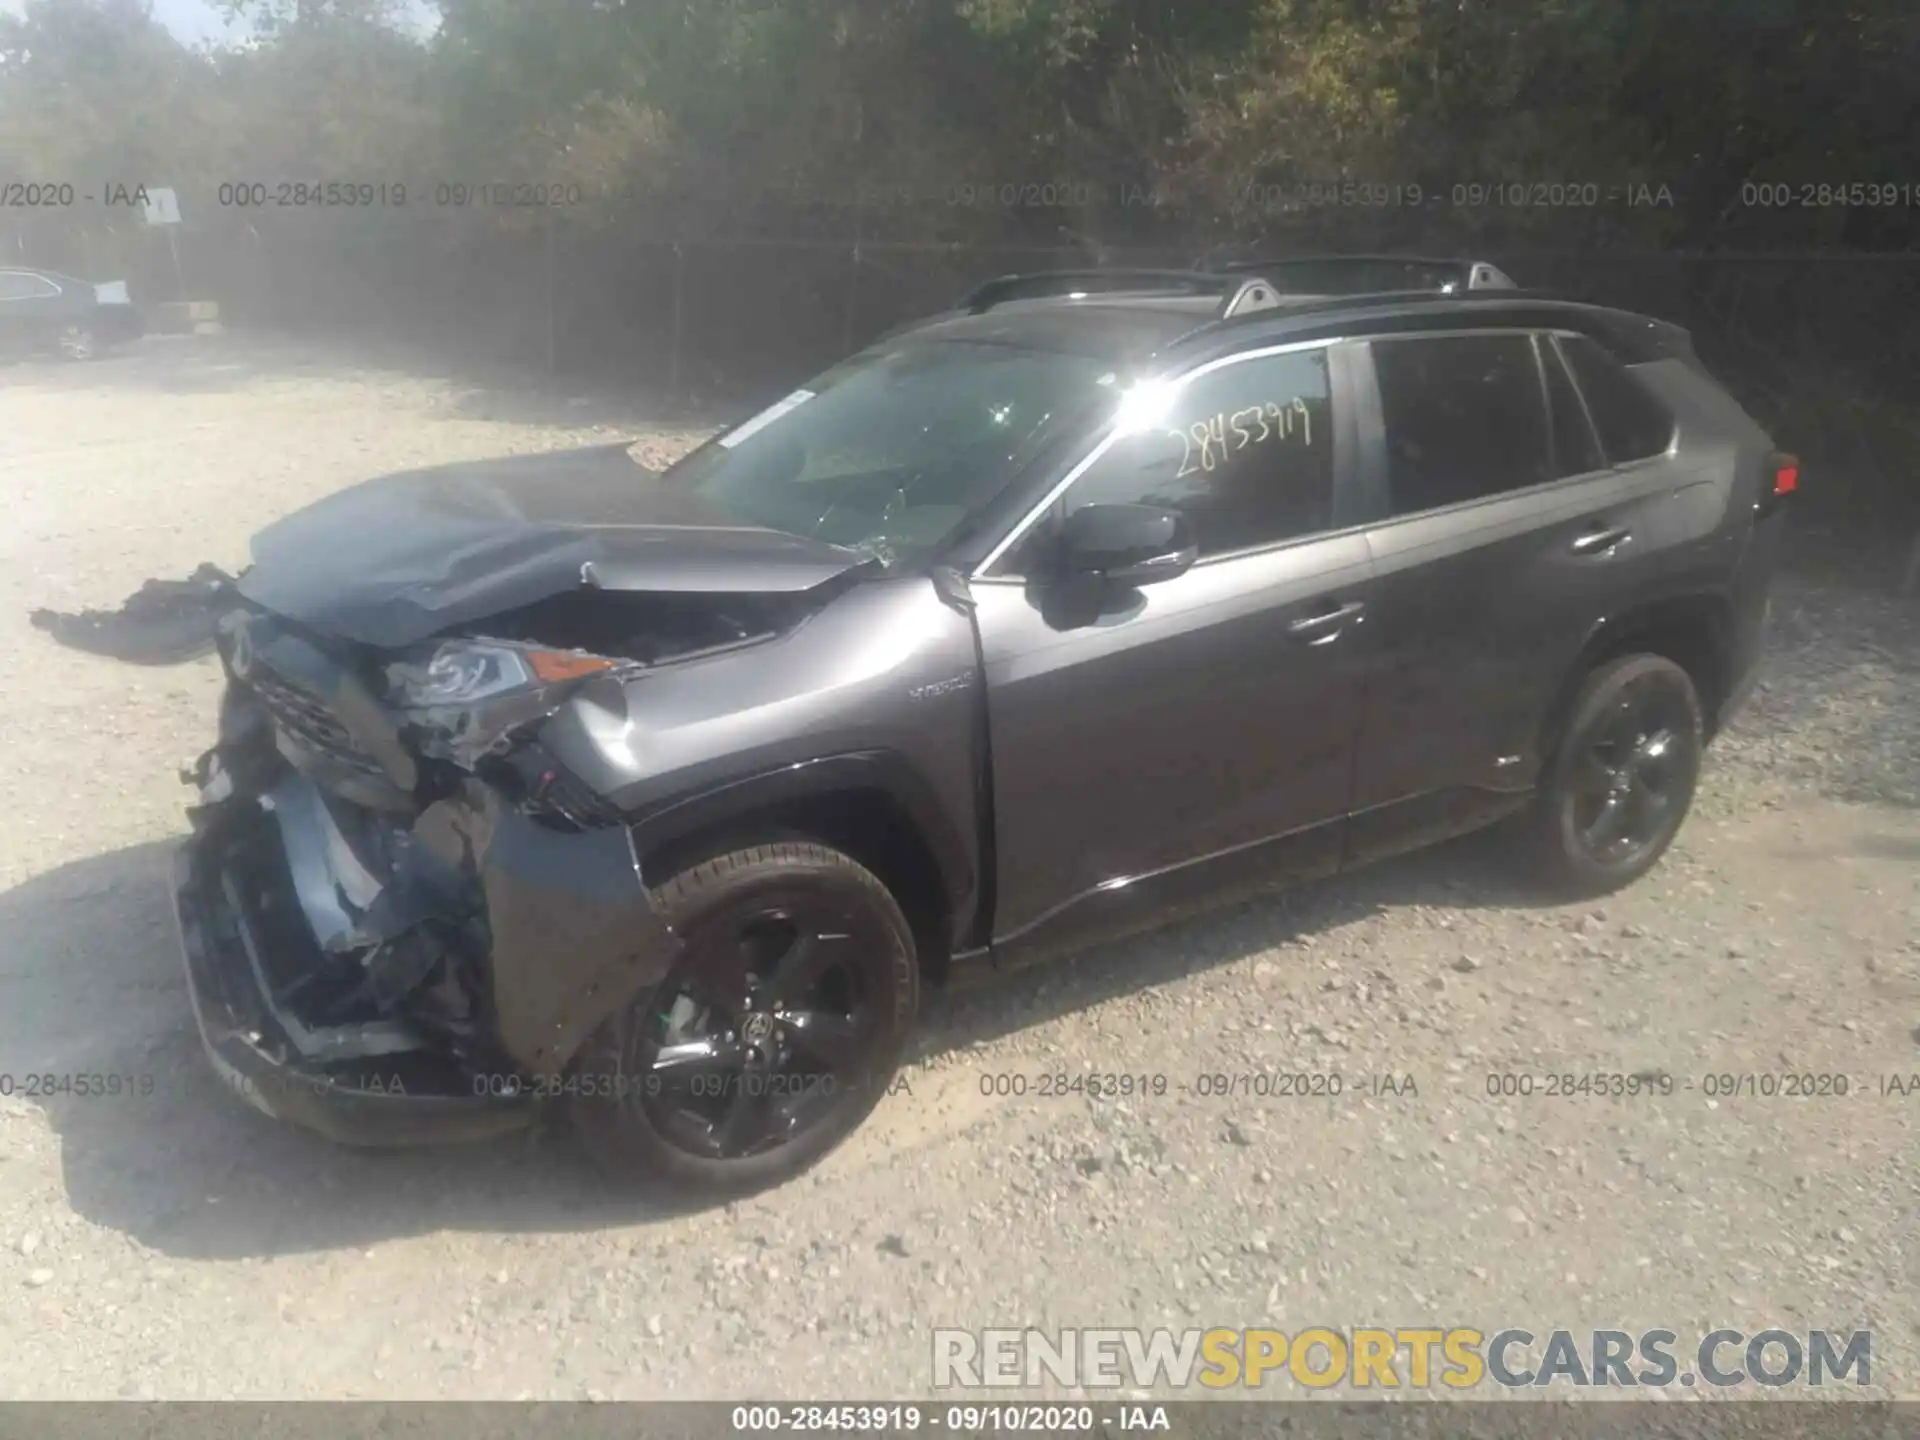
xmin=931 ymin=1327 xmax=1872 ymax=1391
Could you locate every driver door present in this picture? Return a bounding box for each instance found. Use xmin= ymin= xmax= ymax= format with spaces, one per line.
xmin=970 ymin=341 xmax=1379 ymax=964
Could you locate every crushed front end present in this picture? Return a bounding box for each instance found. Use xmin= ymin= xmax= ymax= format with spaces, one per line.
xmin=173 ymin=608 xmax=683 ymax=1145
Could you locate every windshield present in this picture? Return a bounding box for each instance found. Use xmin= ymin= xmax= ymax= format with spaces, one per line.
xmin=660 ymin=339 xmax=1119 ymax=564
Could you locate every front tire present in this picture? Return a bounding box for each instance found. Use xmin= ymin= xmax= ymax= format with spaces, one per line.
xmin=1524 ymin=654 xmax=1704 ymax=898
xmin=569 ymin=840 xmax=919 ymax=1200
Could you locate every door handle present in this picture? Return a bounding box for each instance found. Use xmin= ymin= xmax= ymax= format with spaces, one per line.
xmin=1287 ymin=600 xmax=1366 ymax=643
xmin=1570 ymin=526 xmax=1632 ymax=556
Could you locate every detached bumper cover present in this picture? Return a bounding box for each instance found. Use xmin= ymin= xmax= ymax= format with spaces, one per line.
xmin=173 ymin=766 xmax=683 ymax=1146
xmin=410 ymin=778 xmax=684 ymax=1075
xmin=172 ymin=821 xmax=529 ymax=1146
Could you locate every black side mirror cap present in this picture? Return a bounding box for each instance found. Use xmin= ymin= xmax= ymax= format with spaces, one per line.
xmin=1057 ymin=503 xmax=1198 ymax=587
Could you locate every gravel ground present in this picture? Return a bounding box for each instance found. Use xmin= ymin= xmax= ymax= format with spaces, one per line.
xmin=0 ymin=335 xmax=1916 ymax=1401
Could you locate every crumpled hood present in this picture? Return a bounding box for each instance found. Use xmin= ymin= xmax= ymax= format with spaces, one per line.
xmin=237 ymin=443 xmax=872 ymax=648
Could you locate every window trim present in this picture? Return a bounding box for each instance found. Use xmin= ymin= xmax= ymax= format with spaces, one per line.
xmin=1534 ymin=332 xmax=1608 ymax=479
xmin=1549 ymin=329 xmax=1679 ymax=469
xmin=971 ymin=336 xmax=1350 ymax=580
xmin=0 ymin=271 xmax=59 ymax=301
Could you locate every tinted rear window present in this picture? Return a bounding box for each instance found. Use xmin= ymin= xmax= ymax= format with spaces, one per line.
xmin=1557 ymin=334 xmax=1676 ymax=464
xmin=1372 ymin=333 xmax=1554 ymax=514
xmin=1539 ymin=335 xmax=1606 ymax=477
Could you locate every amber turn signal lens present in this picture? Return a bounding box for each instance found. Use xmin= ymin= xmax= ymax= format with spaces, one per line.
xmin=526 ymin=650 xmax=618 ymax=682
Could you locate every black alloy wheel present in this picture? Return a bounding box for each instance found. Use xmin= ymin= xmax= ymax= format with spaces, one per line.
xmin=569 ymin=840 xmax=918 ymax=1199
xmin=1566 ymin=676 xmax=1691 ymax=866
xmin=638 ymin=894 xmax=887 ymax=1160
xmin=1530 ymin=654 xmax=1703 ymax=896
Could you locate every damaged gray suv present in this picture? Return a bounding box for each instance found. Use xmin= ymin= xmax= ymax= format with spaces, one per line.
xmin=166 ymin=266 xmax=1792 ymax=1198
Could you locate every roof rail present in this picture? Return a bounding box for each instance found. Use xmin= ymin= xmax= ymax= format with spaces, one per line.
xmin=959 ymin=257 xmax=1523 ymax=316
xmin=1218 ymin=276 xmax=1286 ymax=319
xmin=1172 ymin=285 xmax=1529 ymax=341
xmin=958 ymin=269 xmax=1234 ymax=313
xmin=1207 ymin=254 xmax=1519 ymax=292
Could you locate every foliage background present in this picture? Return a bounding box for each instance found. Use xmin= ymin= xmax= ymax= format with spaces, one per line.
xmin=3 ymin=0 xmax=1918 ymax=529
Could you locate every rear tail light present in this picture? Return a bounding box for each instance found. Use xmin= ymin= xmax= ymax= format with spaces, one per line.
xmin=1771 ymin=453 xmax=1800 ymax=496
xmin=1756 ymin=452 xmax=1799 ymax=518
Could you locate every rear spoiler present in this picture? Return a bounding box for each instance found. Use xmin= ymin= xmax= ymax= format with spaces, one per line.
xmin=1589 ymin=311 xmax=1696 ymax=367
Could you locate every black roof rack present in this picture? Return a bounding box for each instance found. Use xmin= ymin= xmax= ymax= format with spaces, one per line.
xmin=958 ymin=268 xmax=1292 ymax=321
xmin=958 ymin=269 xmax=1232 ymax=313
xmin=958 ymin=256 xmax=1520 ymax=320
xmin=1204 ymin=253 xmax=1518 ymax=292
xmin=922 ymin=264 xmax=1692 ymax=365
xmin=1167 ymin=285 xmax=1551 ymax=344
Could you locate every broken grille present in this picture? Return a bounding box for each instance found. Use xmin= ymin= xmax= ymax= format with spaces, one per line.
xmin=246 ymin=666 xmax=388 ymax=778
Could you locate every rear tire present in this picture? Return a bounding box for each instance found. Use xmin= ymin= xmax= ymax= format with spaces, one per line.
xmin=1524 ymin=654 xmax=1703 ymax=898
xmin=569 ymin=840 xmax=918 ymax=1201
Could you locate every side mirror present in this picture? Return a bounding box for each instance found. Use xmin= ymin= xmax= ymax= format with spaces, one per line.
xmin=1056 ymin=503 xmax=1197 ymax=587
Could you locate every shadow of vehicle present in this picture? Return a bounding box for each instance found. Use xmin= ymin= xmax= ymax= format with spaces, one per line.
xmin=915 ymin=825 xmax=1560 ymax=1055
xmin=2 ymin=822 xmax=1555 ymax=1262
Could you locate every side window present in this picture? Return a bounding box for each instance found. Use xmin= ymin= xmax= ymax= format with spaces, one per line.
xmin=1371 ymin=333 xmax=1553 ymax=514
xmin=1556 ymin=333 xmax=1676 ymax=464
xmin=1538 ymin=334 xmax=1606 ymax=477
xmin=0 ymin=273 xmax=45 ymax=301
xmin=1055 ymin=347 xmax=1334 ymax=558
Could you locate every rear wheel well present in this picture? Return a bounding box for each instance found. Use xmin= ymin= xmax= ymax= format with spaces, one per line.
xmin=1545 ymin=598 xmax=1733 ymax=756
xmin=635 ymin=790 xmax=953 ymax=987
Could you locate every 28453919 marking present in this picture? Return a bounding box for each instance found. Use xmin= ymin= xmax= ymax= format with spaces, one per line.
xmin=0 ymin=1072 xmax=156 ymax=1098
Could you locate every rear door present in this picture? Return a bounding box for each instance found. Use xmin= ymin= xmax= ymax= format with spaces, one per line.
xmin=1344 ymin=328 xmax=1680 ymax=862
xmin=971 ymin=340 xmax=1379 ymax=959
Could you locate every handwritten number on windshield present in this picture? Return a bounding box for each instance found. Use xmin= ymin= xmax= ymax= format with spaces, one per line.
xmin=1172 ymin=398 xmax=1314 ymax=479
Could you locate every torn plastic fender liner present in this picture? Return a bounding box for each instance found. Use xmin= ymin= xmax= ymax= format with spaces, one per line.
xmin=412 ymin=778 xmax=682 ymax=1077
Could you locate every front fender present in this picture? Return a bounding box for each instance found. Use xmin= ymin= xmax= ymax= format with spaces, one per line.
xmin=626 ymin=750 xmax=979 ymax=948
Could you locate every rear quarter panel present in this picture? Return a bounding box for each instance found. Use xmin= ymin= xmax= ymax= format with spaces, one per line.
xmin=1637 ymin=358 xmax=1775 ymax=583
xmin=1636 ymin=358 xmax=1783 ymax=702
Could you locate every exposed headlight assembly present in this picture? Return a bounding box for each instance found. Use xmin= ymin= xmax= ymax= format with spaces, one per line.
xmin=384 ymin=639 xmax=631 ymax=769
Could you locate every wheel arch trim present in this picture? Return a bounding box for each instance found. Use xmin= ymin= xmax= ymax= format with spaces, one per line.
xmin=626 ymin=750 xmax=977 ymax=949
xmin=1541 ymin=592 xmax=1734 ymax=762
